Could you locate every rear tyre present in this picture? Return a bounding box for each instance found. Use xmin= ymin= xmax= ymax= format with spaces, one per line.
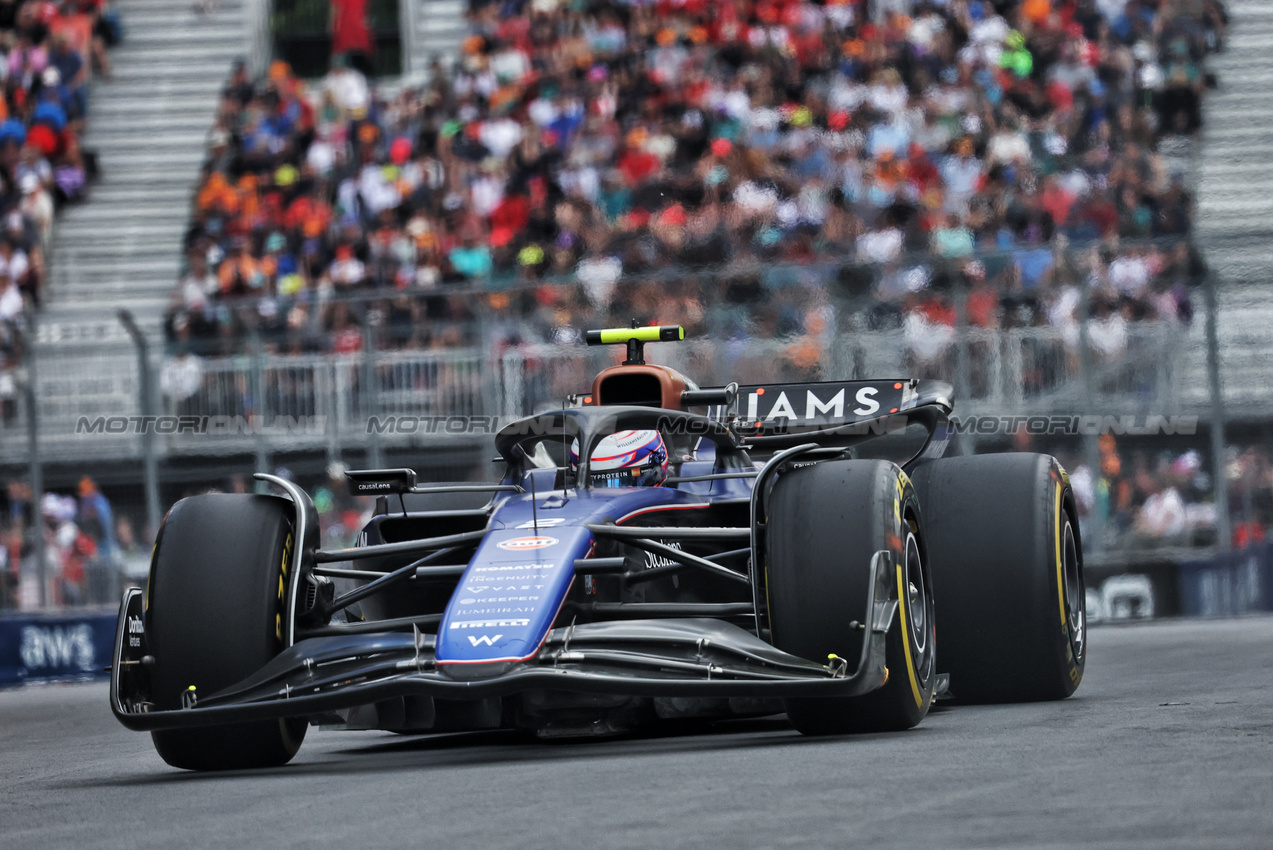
xmin=148 ymin=494 xmax=307 ymax=770
xmin=910 ymin=453 xmax=1085 ymax=703
xmin=766 ymin=460 xmax=935 ymax=734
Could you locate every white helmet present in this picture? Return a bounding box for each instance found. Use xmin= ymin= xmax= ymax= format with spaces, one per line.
xmin=570 ymin=430 xmax=669 ymax=488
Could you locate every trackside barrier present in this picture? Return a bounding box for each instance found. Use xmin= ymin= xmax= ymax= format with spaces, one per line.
xmin=0 ymin=610 xmax=116 ymax=686
xmin=1179 ymin=542 xmax=1273 ymax=617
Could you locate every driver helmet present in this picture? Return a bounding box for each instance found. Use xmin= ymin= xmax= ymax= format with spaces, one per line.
xmin=570 ymin=429 xmax=669 ymax=488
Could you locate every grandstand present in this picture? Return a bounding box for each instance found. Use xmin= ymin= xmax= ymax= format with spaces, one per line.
xmin=17 ymin=2 xmax=1234 ymax=440
xmin=8 ymin=0 xmax=467 ymax=465
xmin=42 ymin=0 xmax=258 ymax=335
xmin=2 ymin=0 xmax=1272 ymax=615
xmin=39 ymin=0 xmax=463 ymax=339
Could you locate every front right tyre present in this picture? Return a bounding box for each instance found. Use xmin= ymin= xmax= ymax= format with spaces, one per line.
xmin=147 ymin=494 xmax=307 ymax=770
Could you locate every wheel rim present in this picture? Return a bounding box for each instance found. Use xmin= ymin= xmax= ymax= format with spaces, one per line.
xmin=903 ymin=530 xmax=934 ymax=684
xmin=1062 ymin=520 xmax=1085 ymax=664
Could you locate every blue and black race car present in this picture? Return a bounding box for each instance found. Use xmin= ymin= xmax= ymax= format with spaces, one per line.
xmin=110 ymin=326 xmax=1086 ymax=770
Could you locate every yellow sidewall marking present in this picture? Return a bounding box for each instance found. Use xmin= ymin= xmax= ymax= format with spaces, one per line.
xmin=895 ymin=562 xmax=923 ymax=709
xmin=1054 ymin=482 xmax=1066 ymax=628
xmin=276 ymin=530 xmax=300 ymax=751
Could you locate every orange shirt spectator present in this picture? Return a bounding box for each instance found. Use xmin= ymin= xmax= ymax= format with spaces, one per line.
xmin=218 ymin=245 xmax=262 ymax=295
xmin=284 ymin=195 xmax=333 ymax=235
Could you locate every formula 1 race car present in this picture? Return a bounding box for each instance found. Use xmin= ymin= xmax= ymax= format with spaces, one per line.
xmin=110 ymin=326 xmax=1085 ymax=770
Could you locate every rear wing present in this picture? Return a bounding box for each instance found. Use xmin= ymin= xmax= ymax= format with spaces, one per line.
xmin=736 ymin=379 xmax=909 ymax=432
xmin=722 ymin=379 xmax=951 ymax=433
xmin=553 ymin=377 xmax=956 ymax=469
xmin=709 ymin=378 xmax=956 ymax=467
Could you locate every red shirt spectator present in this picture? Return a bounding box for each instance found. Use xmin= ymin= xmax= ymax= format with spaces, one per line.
xmin=491 ymin=194 xmax=530 ymax=237
xmin=332 ymin=325 xmax=363 ymax=354
xmin=331 ymin=0 xmax=373 ymax=57
xmin=617 ymin=146 xmax=659 ymax=186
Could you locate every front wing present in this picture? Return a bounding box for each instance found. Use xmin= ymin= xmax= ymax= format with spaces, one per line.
xmin=109 ymin=554 xmax=898 ymax=731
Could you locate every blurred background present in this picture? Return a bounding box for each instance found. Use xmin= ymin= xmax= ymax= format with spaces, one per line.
xmin=2 ymin=0 xmax=1270 ymax=681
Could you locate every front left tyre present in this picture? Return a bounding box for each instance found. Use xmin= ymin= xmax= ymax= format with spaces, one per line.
xmin=147 ymin=494 xmax=307 ymax=770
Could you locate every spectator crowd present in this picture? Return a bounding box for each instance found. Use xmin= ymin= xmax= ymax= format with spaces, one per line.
xmin=169 ymin=0 xmax=1225 ymax=365
xmin=1 ymin=474 xmax=146 ymax=610
xmin=0 ymin=460 xmax=470 ymax=610
xmin=5 ymin=431 xmax=1272 ymax=610
xmin=1062 ymin=434 xmax=1273 ymax=552
xmin=0 ymin=0 xmax=117 ymax=424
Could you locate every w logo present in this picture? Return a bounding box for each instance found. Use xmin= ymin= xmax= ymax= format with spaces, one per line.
xmin=468 ymin=635 xmax=502 ymax=647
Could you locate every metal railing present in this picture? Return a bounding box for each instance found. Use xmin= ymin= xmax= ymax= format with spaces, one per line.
xmin=156 ymin=346 xmax=489 ymax=454
xmin=498 ymin=322 xmax=1189 ymax=419
xmin=0 ymin=320 xmax=1194 ymax=462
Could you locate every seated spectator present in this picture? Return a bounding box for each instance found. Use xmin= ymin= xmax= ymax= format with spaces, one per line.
xmin=1132 ymin=469 xmax=1188 ymax=543
xmin=174 ymin=0 xmax=1220 ymax=359
xmin=160 ymin=345 xmax=205 ymax=418
xmin=0 ymin=0 xmax=115 ymax=339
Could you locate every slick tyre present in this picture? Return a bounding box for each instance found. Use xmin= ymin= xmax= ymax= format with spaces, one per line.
xmin=766 ymin=460 xmax=935 ymax=735
xmin=910 ymin=453 xmax=1085 ymax=703
xmin=147 ymin=494 xmax=307 ymax=770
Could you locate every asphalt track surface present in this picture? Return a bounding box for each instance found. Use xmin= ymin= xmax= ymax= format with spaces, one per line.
xmin=3 ymin=617 xmax=1272 ymax=849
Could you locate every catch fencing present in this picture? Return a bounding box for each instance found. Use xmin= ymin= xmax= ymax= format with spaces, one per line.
xmin=0 ymin=320 xmax=1193 ymax=462
xmin=498 ymin=322 xmax=1190 ymax=418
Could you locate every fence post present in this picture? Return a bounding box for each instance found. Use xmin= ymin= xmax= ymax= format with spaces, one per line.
xmin=1077 ymin=287 xmax=1104 ymax=555
xmin=1156 ymin=323 xmax=1173 ymax=409
xmin=501 ymin=350 xmax=522 ymax=417
xmin=118 ymin=310 xmax=161 ymax=542
xmin=361 ymin=309 xmax=383 ymax=469
xmin=325 ymin=357 xmax=341 ymax=469
xmin=952 ymin=284 xmax=976 ymax=455
xmin=250 ymin=329 xmax=270 ymax=491
xmin=399 ymin=0 xmax=420 ymax=78
xmin=1204 ymin=270 xmax=1231 ymax=551
xmin=244 ymin=0 xmax=272 ymax=77
xmin=23 ymin=308 xmax=45 ymax=607
xmin=475 ymin=292 xmax=500 ymax=419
